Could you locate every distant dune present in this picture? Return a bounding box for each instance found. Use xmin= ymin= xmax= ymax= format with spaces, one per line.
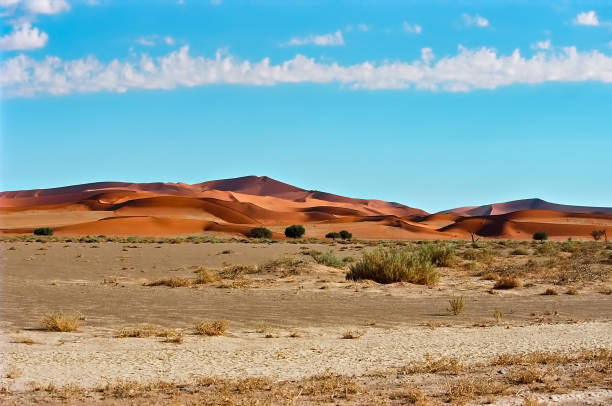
xmin=1 ymin=177 xmax=611 ymax=239
xmin=441 ymin=198 xmax=612 ymax=217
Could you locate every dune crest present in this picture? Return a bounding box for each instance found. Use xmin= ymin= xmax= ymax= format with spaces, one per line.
xmin=1 ymin=177 xmax=611 ymax=239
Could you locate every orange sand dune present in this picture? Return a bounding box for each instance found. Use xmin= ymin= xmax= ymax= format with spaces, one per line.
xmin=440 ymin=209 xmax=612 ymax=240
xmin=2 ymin=177 xmax=611 ymax=239
xmin=442 ymin=198 xmax=612 ymax=217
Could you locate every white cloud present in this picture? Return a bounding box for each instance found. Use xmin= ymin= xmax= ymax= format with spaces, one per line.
xmin=2 ymin=45 xmax=612 ymax=97
xmin=462 ymin=13 xmax=489 ymax=28
xmin=24 ymin=0 xmax=69 ymax=14
xmin=210 ymin=0 xmax=222 ymax=5
xmin=357 ymin=23 xmax=370 ymax=32
xmin=136 ymin=36 xmax=156 ymax=47
xmin=0 ymin=23 xmax=47 ymax=50
xmin=532 ymin=39 xmax=551 ymax=50
xmin=136 ymin=35 xmax=175 ymax=47
xmin=286 ymin=30 xmax=344 ymax=46
xmin=0 ymin=0 xmax=22 ymax=6
xmin=402 ymin=22 xmax=422 ymax=34
xmin=574 ymin=11 xmax=599 ymax=26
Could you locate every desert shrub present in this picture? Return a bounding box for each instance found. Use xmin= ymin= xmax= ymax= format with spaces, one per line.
xmin=543 ymin=287 xmax=559 ymax=295
xmin=194 ymin=320 xmax=228 ymax=336
xmin=494 ymin=277 xmax=522 ymax=289
xmin=448 ymin=297 xmax=464 ymax=315
xmin=325 ymin=232 xmax=340 ymax=239
xmin=40 ymin=312 xmax=81 ymax=332
xmin=346 ymin=247 xmax=439 ymax=285
xmin=591 ymin=229 xmax=606 ymax=241
xmin=533 ymin=231 xmax=548 ymax=241
xmin=145 ymin=277 xmax=192 ymax=288
xmin=561 ymin=240 xmax=578 ymax=253
xmin=284 ymin=225 xmax=305 ymax=239
xmin=511 ymin=248 xmax=529 ymax=255
xmin=535 ymin=241 xmax=559 ymax=256
xmin=33 ymin=227 xmax=53 ymax=236
xmin=310 ymin=250 xmax=345 ymax=268
xmin=420 ymin=243 xmax=456 ymax=267
xmin=194 ymin=268 xmax=220 ymax=284
xmin=339 ymin=230 xmax=352 ymax=240
xmin=249 ymin=227 xmax=272 ymax=239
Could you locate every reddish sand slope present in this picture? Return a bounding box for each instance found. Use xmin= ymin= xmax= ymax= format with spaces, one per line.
xmin=442 ymin=198 xmax=612 ymax=217
xmin=1 ymin=177 xmax=611 ymax=239
xmin=440 ymin=210 xmax=612 ymax=240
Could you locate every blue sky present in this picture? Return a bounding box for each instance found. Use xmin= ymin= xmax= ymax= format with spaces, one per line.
xmin=1 ymin=0 xmax=611 ymax=212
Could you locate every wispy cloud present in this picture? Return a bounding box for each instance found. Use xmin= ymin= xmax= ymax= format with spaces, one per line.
xmin=0 ymin=22 xmax=47 ymax=50
xmin=462 ymin=13 xmax=489 ymax=28
xmin=357 ymin=23 xmax=370 ymax=32
xmin=402 ymin=22 xmax=422 ymax=34
xmin=574 ymin=11 xmax=599 ymax=26
xmin=136 ymin=35 xmax=176 ymax=47
xmin=3 ymin=45 xmax=612 ymax=97
xmin=285 ymin=30 xmax=344 ymax=47
xmin=531 ymin=39 xmax=551 ymax=50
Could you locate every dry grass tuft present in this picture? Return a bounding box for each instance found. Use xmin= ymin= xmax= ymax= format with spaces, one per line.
xmin=494 ymin=277 xmax=522 ymax=289
xmin=401 ymin=355 xmax=464 ymax=375
xmin=145 ymin=277 xmax=192 ymax=288
xmin=193 ymin=268 xmax=220 ymax=284
xmin=446 ymin=378 xmax=508 ymax=404
xmin=523 ymin=397 xmax=548 ymax=406
xmin=543 ymin=287 xmax=559 ymax=295
xmin=162 ymin=330 xmax=184 ymax=344
xmin=194 ymin=320 xmax=228 ymax=336
xmin=39 ymin=312 xmax=81 ymax=332
xmin=341 ymin=330 xmax=363 ymax=339
xmin=115 ymin=324 xmax=177 ymax=338
xmin=507 ymin=365 xmax=547 ymax=384
xmin=565 ymin=287 xmax=579 ymax=295
xmin=448 ymin=296 xmax=464 ymax=315
xmin=300 ymin=373 xmax=361 ymax=399
xmin=12 ymin=336 xmax=38 ymax=345
xmin=481 ymin=272 xmax=500 ymax=281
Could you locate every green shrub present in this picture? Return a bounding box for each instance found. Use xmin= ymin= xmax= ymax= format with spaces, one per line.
xmin=325 ymin=232 xmax=341 ymax=240
xmin=339 ymin=230 xmax=352 ymax=240
xmin=533 ymin=231 xmax=548 ymax=241
xmin=33 ymin=227 xmax=53 ymax=236
xmin=419 ymin=243 xmax=456 ymax=267
xmin=591 ymin=229 xmax=606 ymax=241
xmin=284 ymin=225 xmax=305 ymax=239
xmin=561 ymin=240 xmax=577 ymax=253
xmin=346 ymin=247 xmax=439 ymax=285
xmin=310 ymin=249 xmax=345 ymax=268
xmin=249 ymin=227 xmax=272 ymax=239
xmin=535 ymin=241 xmax=558 ymax=256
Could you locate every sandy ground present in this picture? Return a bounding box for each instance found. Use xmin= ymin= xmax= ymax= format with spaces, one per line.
xmin=1 ymin=241 xmax=611 ymax=404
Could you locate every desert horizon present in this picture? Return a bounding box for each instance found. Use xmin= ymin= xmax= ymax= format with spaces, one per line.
xmin=1 ymin=175 xmax=611 ymax=241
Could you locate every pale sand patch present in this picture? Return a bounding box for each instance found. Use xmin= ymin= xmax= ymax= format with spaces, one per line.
xmin=1 ymin=321 xmax=610 ymax=390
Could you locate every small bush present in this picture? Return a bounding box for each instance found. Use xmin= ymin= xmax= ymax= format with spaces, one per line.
xmin=33 ymin=227 xmax=53 ymax=236
xmin=325 ymin=232 xmax=340 ymax=240
xmin=420 ymin=243 xmax=456 ymax=267
xmin=194 ymin=320 xmax=228 ymax=336
xmin=591 ymin=229 xmax=606 ymax=241
xmin=511 ymin=248 xmax=529 ymax=255
xmin=533 ymin=231 xmax=548 ymax=241
xmin=448 ymin=297 xmax=464 ymax=315
xmin=543 ymin=288 xmax=559 ymax=295
xmin=194 ymin=268 xmax=220 ymax=284
xmin=284 ymin=225 xmax=305 ymax=239
xmin=346 ymin=247 xmax=439 ymax=285
xmin=249 ymin=227 xmax=272 ymax=239
xmin=341 ymin=330 xmax=363 ymax=339
xmin=339 ymin=230 xmax=352 ymax=240
xmin=494 ymin=277 xmax=522 ymax=289
xmin=310 ymin=250 xmax=345 ymax=268
xmin=40 ymin=312 xmax=80 ymax=332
